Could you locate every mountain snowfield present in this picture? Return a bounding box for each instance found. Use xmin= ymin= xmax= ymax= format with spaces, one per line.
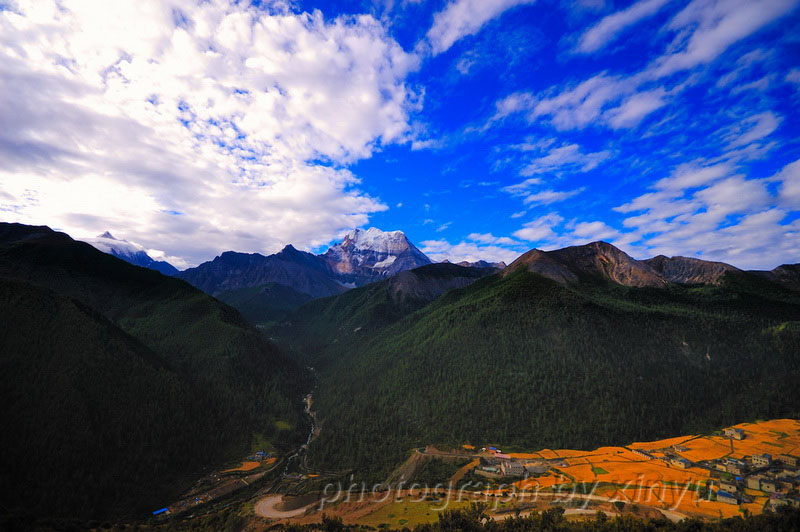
xmin=321 ymin=227 xmax=432 ymax=285
xmin=83 ymin=232 xmax=178 ymax=275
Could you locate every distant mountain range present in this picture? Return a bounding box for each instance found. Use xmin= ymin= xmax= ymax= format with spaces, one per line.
xmin=82 ymin=229 xmax=800 ymax=328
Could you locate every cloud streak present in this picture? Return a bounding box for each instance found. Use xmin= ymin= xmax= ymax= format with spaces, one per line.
xmin=576 ymin=0 xmax=672 ymax=54
xmin=424 ymin=0 xmax=535 ymax=55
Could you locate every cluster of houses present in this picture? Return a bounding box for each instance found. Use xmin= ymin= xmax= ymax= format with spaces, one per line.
xmin=712 ymin=453 xmax=800 ymax=508
xmin=703 ymin=429 xmax=800 ymax=509
xmin=475 ymin=447 xmax=547 ymax=479
xmin=633 ymin=427 xmax=800 ymax=510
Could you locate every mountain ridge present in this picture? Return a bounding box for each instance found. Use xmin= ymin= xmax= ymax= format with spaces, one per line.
xmin=0 ymin=222 xmax=308 ymax=519
xmin=83 ymin=231 xmax=179 ymax=275
xmin=504 ymin=240 xmax=798 ymax=290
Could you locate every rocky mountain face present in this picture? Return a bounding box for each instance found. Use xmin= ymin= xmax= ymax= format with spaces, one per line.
xmin=177 ymin=245 xmax=344 ymax=298
xmin=505 ymin=242 xmax=666 ymax=287
xmin=83 ymin=232 xmax=178 ymax=275
xmin=457 ymin=260 xmax=507 ymax=270
xmin=644 ymin=255 xmax=740 ymax=285
xmin=321 ymin=228 xmax=432 ymax=286
xmin=178 ymin=228 xmax=433 ymax=301
xmin=504 ymin=241 xmax=799 ymax=290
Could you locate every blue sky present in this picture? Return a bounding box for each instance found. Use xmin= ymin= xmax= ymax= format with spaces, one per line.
xmin=1 ymin=0 xmax=798 ymax=269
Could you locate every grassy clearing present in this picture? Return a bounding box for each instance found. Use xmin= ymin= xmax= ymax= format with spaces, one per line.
xmin=358 ymin=500 xmax=470 ymax=528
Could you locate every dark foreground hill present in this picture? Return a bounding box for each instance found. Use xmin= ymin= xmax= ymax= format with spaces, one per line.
xmin=0 ymin=223 xmax=308 ymax=520
xmin=275 ymin=243 xmax=800 ymax=480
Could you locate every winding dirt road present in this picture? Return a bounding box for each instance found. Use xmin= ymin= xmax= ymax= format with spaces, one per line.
xmin=254 ymin=495 xmax=317 ymax=519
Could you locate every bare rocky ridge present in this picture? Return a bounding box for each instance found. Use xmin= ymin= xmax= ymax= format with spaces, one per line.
xmin=457 ymin=260 xmax=507 ymax=269
xmin=504 ymin=241 xmax=799 ymax=291
xmin=644 ymin=255 xmax=740 ymax=285
xmin=505 ymin=242 xmax=666 ymax=287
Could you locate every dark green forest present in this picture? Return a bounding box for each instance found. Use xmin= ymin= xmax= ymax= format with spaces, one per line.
xmin=216 ymin=282 xmax=313 ymax=327
xmin=276 ymin=267 xmax=800 ymax=481
xmin=0 ymin=224 xmax=310 ymax=520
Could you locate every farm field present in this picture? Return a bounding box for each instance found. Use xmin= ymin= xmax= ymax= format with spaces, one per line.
xmin=252 ymin=419 xmax=800 ymax=527
xmin=496 ymin=419 xmax=800 ymax=520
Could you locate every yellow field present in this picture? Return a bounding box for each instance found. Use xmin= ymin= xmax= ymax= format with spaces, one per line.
xmin=503 ymin=419 xmax=800 ymax=519
xmin=223 ymin=461 xmax=262 ymax=472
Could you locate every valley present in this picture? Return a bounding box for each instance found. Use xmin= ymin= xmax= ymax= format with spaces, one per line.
xmin=2 ymin=222 xmax=799 ymax=531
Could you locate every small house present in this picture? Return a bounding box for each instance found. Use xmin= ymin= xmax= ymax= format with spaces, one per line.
xmin=719 ymin=481 xmax=738 ymax=493
xmin=727 ymin=463 xmax=744 ymax=475
xmin=717 ymin=491 xmax=739 ymax=505
xmin=777 ymin=454 xmax=799 ymax=468
xmin=632 ymin=449 xmax=654 ymax=460
xmin=500 ymin=461 xmax=525 ymax=477
xmin=724 ymin=428 xmax=745 ymax=440
xmin=752 ymin=454 xmax=772 ymax=468
xmin=769 ymin=493 xmax=788 ymax=510
xmin=761 ymin=479 xmax=778 ymax=493
xmin=747 ymin=476 xmax=763 ymax=490
xmin=672 ymin=457 xmax=692 ymax=469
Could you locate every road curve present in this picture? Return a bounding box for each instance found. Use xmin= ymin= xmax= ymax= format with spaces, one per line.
xmin=254 ymin=495 xmax=316 ymax=519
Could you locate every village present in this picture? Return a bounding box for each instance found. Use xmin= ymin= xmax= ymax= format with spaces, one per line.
xmin=154 ymin=419 xmax=800 ymax=527
xmin=457 ymin=419 xmax=800 ymax=519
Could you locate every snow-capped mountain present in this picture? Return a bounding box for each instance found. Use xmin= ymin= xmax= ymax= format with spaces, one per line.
xmin=321 ymin=227 xmax=432 ymax=286
xmin=83 ymin=232 xmax=178 ymax=275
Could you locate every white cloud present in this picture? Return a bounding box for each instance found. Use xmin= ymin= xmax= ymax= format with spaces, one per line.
xmin=611 ymin=158 xmax=800 ymax=269
xmin=0 ymin=1 xmax=419 ymax=265
xmin=492 ymin=0 xmax=797 ymax=133
xmin=522 ymin=188 xmax=585 ymax=205
xmin=650 ymin=162 xmax=734 ymax=192
xmin=576 ymin=0 xmax=672 ymax=54
xmin=424 ymin=0 xmax=535 ymax=55
xmin=604 ymin=88 xmax=668 ymax=129
xmin=787 ymin=68 xmax=800 ymax=85
xmin=467 ymin=232 xmax=519 ymax=245
xmin=517 ymin=143 xmax=612 ymax=176
xmin=723 ymin=111 xmax=782 ymax=149
xmin=651 ymin=0 xmax=799 ymax=78
xmin=512 ymin=213 xmax=564 ymax=242
xmin=570 ymin=220 xmax=621 ymax=241
xmin=493 ymin=74 xmax=664 ymax=131
xmin=420 ymin=238 xmax=523 ymax=263
xmin=771 ymin=159 xmax=800 ymax=209
xmin=502 ymin=177 xmax=542 ymax=195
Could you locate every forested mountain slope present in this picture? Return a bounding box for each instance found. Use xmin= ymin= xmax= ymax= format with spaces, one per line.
xmin=278 ymin=263 xmax=496 ymax=366
xmin=276 ymin=255 xmax=800 ymax=480
xmin=0 ymin=223 xmax=309 ymax=519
